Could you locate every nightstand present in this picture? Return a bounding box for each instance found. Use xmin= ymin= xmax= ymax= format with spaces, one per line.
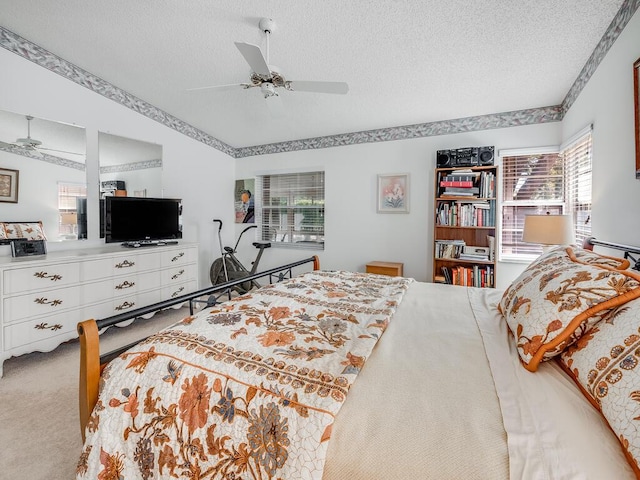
xmin=365 ymin=261 xmax=404 ymax=277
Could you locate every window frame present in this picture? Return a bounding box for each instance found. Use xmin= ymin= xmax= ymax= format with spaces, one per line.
xmin=255 ymin=170 xmax=325 ymax=250
xmin=499 ymin=128 xmax=592 ymax=262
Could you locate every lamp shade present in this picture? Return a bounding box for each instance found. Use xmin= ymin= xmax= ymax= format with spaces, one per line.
xmin=522 ymin=214 xmax=574 ymax=246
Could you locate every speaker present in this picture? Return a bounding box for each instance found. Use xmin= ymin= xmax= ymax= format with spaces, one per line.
xmin=477 ymin=146 xmax=495 ymax=165
xmin=436 ymin=149 xmax=455 ymax=167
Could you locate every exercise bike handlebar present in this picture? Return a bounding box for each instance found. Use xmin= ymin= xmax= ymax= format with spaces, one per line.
xmin=213 ymin=219 xmax=223 ymax=231
xmin=235 ymin=225 xmax=257 ymax=251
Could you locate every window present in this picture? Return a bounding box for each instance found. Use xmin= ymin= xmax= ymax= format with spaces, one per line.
xmin=500 ymin=128 xmax=592 ymax=260
xmin=255 ymin=171 xmax=325 ymax=249
xmin=58 ymin=182 xmax=86 ymax=239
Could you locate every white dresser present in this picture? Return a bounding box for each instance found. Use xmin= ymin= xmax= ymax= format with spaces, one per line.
xmin=0 ymin=243 xmax=198 ymax=376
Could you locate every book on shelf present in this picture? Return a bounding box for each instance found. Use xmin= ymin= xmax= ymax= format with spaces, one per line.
xmin=443 ymin=187 xmax=480 ymax=195
xmin=441 ymin=266 xmax=453 ymax=285
xmin=436 ymin=200 xmax=495 ymax=227
xmin=449 ymin=264 xmax=495 ymax=288
xmin=435 ymin=239 xmax=465 ymax=259
xmin=458 ymin=253 xmax=490 ymax=261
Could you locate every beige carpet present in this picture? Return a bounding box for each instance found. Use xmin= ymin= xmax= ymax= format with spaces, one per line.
xmin=0 ymin=305 xmax=191 ymax=480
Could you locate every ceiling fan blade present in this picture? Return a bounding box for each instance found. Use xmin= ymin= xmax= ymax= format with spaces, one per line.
xmin=186 ymin=83 xmax=252 ymax=92
xmin=287 ymin=80 xmax=349 ymax=95
xmin=234 ymin=42 xmax=271 ymax=77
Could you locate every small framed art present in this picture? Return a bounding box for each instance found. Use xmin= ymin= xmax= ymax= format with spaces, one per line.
xmin=377 ymin=173 xmax=409 ymax=213
xmin=0 ymin=168 xmax=19 ymax=203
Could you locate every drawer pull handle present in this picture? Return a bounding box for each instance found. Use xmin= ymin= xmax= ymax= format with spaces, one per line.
xmin=34 ymin=272 xmax=63 ymax=281
xmin=171 ymin=287 xmax=185 ymax=297
xmin=35 ymin=322 xmax=63 ymax=331
xmin=116 ymin=280 xmax=136 ymax=290
xmin=171 ymin=269 xmax=185 ymax=280
xmin=34 ymin=297 xmax=63 ymax=307
xmin=115 ymin=301 xmax=135 ymax=311
xmin=171 ymin=253 xmax=185 ymax=262
xmin=116 ymin=260 xmax=135 ymax=269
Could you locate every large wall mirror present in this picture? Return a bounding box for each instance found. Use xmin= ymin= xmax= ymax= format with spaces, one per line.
xmin=93 ymin=133 xmax=163 ymax=237
xmin=0 ymin=109 xmax=86 ymax=242
xmin=635 ymin=57 xmax=640 ymax=180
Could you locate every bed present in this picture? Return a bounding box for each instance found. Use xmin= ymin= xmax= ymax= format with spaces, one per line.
xmin=76 ymin=242 xmax=640 ymax=479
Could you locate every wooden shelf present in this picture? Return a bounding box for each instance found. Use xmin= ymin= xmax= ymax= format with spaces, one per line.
xmin=432 ymin=164 xmax=498 ymax=288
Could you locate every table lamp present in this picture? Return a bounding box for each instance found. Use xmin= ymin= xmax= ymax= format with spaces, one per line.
xmin=522 ymin=214 xmax=574 ymax=253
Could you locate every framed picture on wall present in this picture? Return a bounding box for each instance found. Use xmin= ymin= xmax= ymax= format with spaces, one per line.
xmin=634 ymin=57 xmax=640 ymax=179
xmin=377 ymin=173 xmax=409 ymax=213
xmin=235 ymin=178 xmax=255 ymax=223
xmin=0 ymin=167 xmax=19 ymax=203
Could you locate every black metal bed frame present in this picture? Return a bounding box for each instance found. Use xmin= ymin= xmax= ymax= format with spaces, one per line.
xmin=585 ymin=237 xmax=640 ymax=271
xmin=92 ymin=255 xmax=319 ymax=365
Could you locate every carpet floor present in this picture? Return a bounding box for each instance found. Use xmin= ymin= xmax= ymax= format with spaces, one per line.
xmin=0 ymin=305 xmax=191 ymax=479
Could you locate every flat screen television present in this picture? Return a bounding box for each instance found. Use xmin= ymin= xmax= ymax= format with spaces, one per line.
xmin=104 ymin=196 xmax=182 ymax=244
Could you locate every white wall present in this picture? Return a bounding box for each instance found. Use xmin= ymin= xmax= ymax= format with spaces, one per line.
xmin=562 ymin=9 xmax=640 ymax=250
xmin=0 ymin=48 xmax=235 ymax=287
xmin=235 ymin=122 xmax=562 ymax=286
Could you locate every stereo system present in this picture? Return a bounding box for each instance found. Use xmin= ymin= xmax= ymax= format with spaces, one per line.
xmin=436 ymin=146 xmax=495 ymax=168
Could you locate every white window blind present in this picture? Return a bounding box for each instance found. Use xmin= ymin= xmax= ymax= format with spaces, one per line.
xmin=500 ymin=129 xmax=592 ymax=259
xmin=563 ymin=132 xmax=593 ymax=246
xmin=256 ymin=171 xmax=325 ymax=250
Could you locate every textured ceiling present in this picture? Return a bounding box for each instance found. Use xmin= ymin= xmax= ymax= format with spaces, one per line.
xmin=0 ymin=0 xmax=627 ymax=149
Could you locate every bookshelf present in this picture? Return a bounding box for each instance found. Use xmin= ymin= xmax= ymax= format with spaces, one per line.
xmin=433 ymin=165 xmax=498 ymax=288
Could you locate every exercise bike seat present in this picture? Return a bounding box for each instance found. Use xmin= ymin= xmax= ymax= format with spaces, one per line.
xmin=253 ymin=242 xmax=271 ymax=249
xmin=224 ymin=246 xmax=234 ymax=253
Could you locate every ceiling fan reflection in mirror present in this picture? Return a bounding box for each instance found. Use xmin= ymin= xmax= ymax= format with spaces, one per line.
xmin=187 ymin=18 xmax=349 ymax=99
xmin=0 ymin=115 xmax=84 ymax=158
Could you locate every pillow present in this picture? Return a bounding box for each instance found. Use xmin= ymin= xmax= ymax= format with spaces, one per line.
xmin=3 ymin=222 xmax=47 ymax=241
xmin=499 ymin=246 xmax=640 ymax=371
xmin=570 ymin=246 xmax=631 ymax=270
xmin=559 ymin=299 xmax=640 ymax=475
xmin=0 ymin=223 xmax=7 ymax=240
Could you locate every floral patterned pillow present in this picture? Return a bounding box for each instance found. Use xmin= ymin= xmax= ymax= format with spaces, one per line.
xmin=0 ymin=223 xmax=7 ymax=240
xmin=559 ymin=299 xmax=640 ymax=475
xmin=570 ymin=246 xmax=631 ymax=270
xmin=499 ymin=246 xmax=640 ymax=371
xmin=3 ymin=222 xmax=47 ymax=240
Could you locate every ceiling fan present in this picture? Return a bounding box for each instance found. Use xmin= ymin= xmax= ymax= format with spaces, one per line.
xmin=0 ymin=115 xmax=84 ymax=158
xmin=187 ymin=18 xmax=349 ymax=99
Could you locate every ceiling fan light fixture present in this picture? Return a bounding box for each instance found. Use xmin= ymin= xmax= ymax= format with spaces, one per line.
xmin=260 ymin=82 xmax=278 ymax=98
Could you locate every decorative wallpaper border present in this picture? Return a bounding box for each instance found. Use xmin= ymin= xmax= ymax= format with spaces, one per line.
xmin=99 ymin=159 xmax=162 ymax=174
xmin=1 ymin=0 xmax=637 ymax=159
xmin=0 ymin=142 xmax=85 ymax=170
xmin=235 ymin=106 xmax=563 ymax=158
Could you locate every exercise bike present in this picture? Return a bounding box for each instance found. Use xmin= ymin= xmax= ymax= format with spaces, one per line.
xmin=206 ymin=219 xmax=271 ymax=305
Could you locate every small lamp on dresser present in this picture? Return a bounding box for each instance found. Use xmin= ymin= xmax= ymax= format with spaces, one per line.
xmin=522 ymin=213 xmax=574 ymax=253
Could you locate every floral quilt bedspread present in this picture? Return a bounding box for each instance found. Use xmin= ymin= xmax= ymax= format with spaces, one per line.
xmin=77 ymin=270 xmax=413 ymax=480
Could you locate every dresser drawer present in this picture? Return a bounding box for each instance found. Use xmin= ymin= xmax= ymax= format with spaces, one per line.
xmin=162 ymin=279 xmax=198 ymax=300
xmin=3 ymin=310 xmax=78 ymax=350
xmin=82 ymin=271 xmax=163 ymax=305
xmin=3 ymin=263 xmax=81 ymax=295
xmin=81 ymin=253 xmax=159 ymax=282
xmin=162 ymin=264 xmax=196 ymax=286
xmin=161 ymin=247 xmax=196 ymax=267
xmin=3 ymin=285 xmax=82 ymax=324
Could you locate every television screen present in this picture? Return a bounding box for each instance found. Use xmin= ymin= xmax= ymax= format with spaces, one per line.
xmin=104 ymin=196 xmax=182 ymax=244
